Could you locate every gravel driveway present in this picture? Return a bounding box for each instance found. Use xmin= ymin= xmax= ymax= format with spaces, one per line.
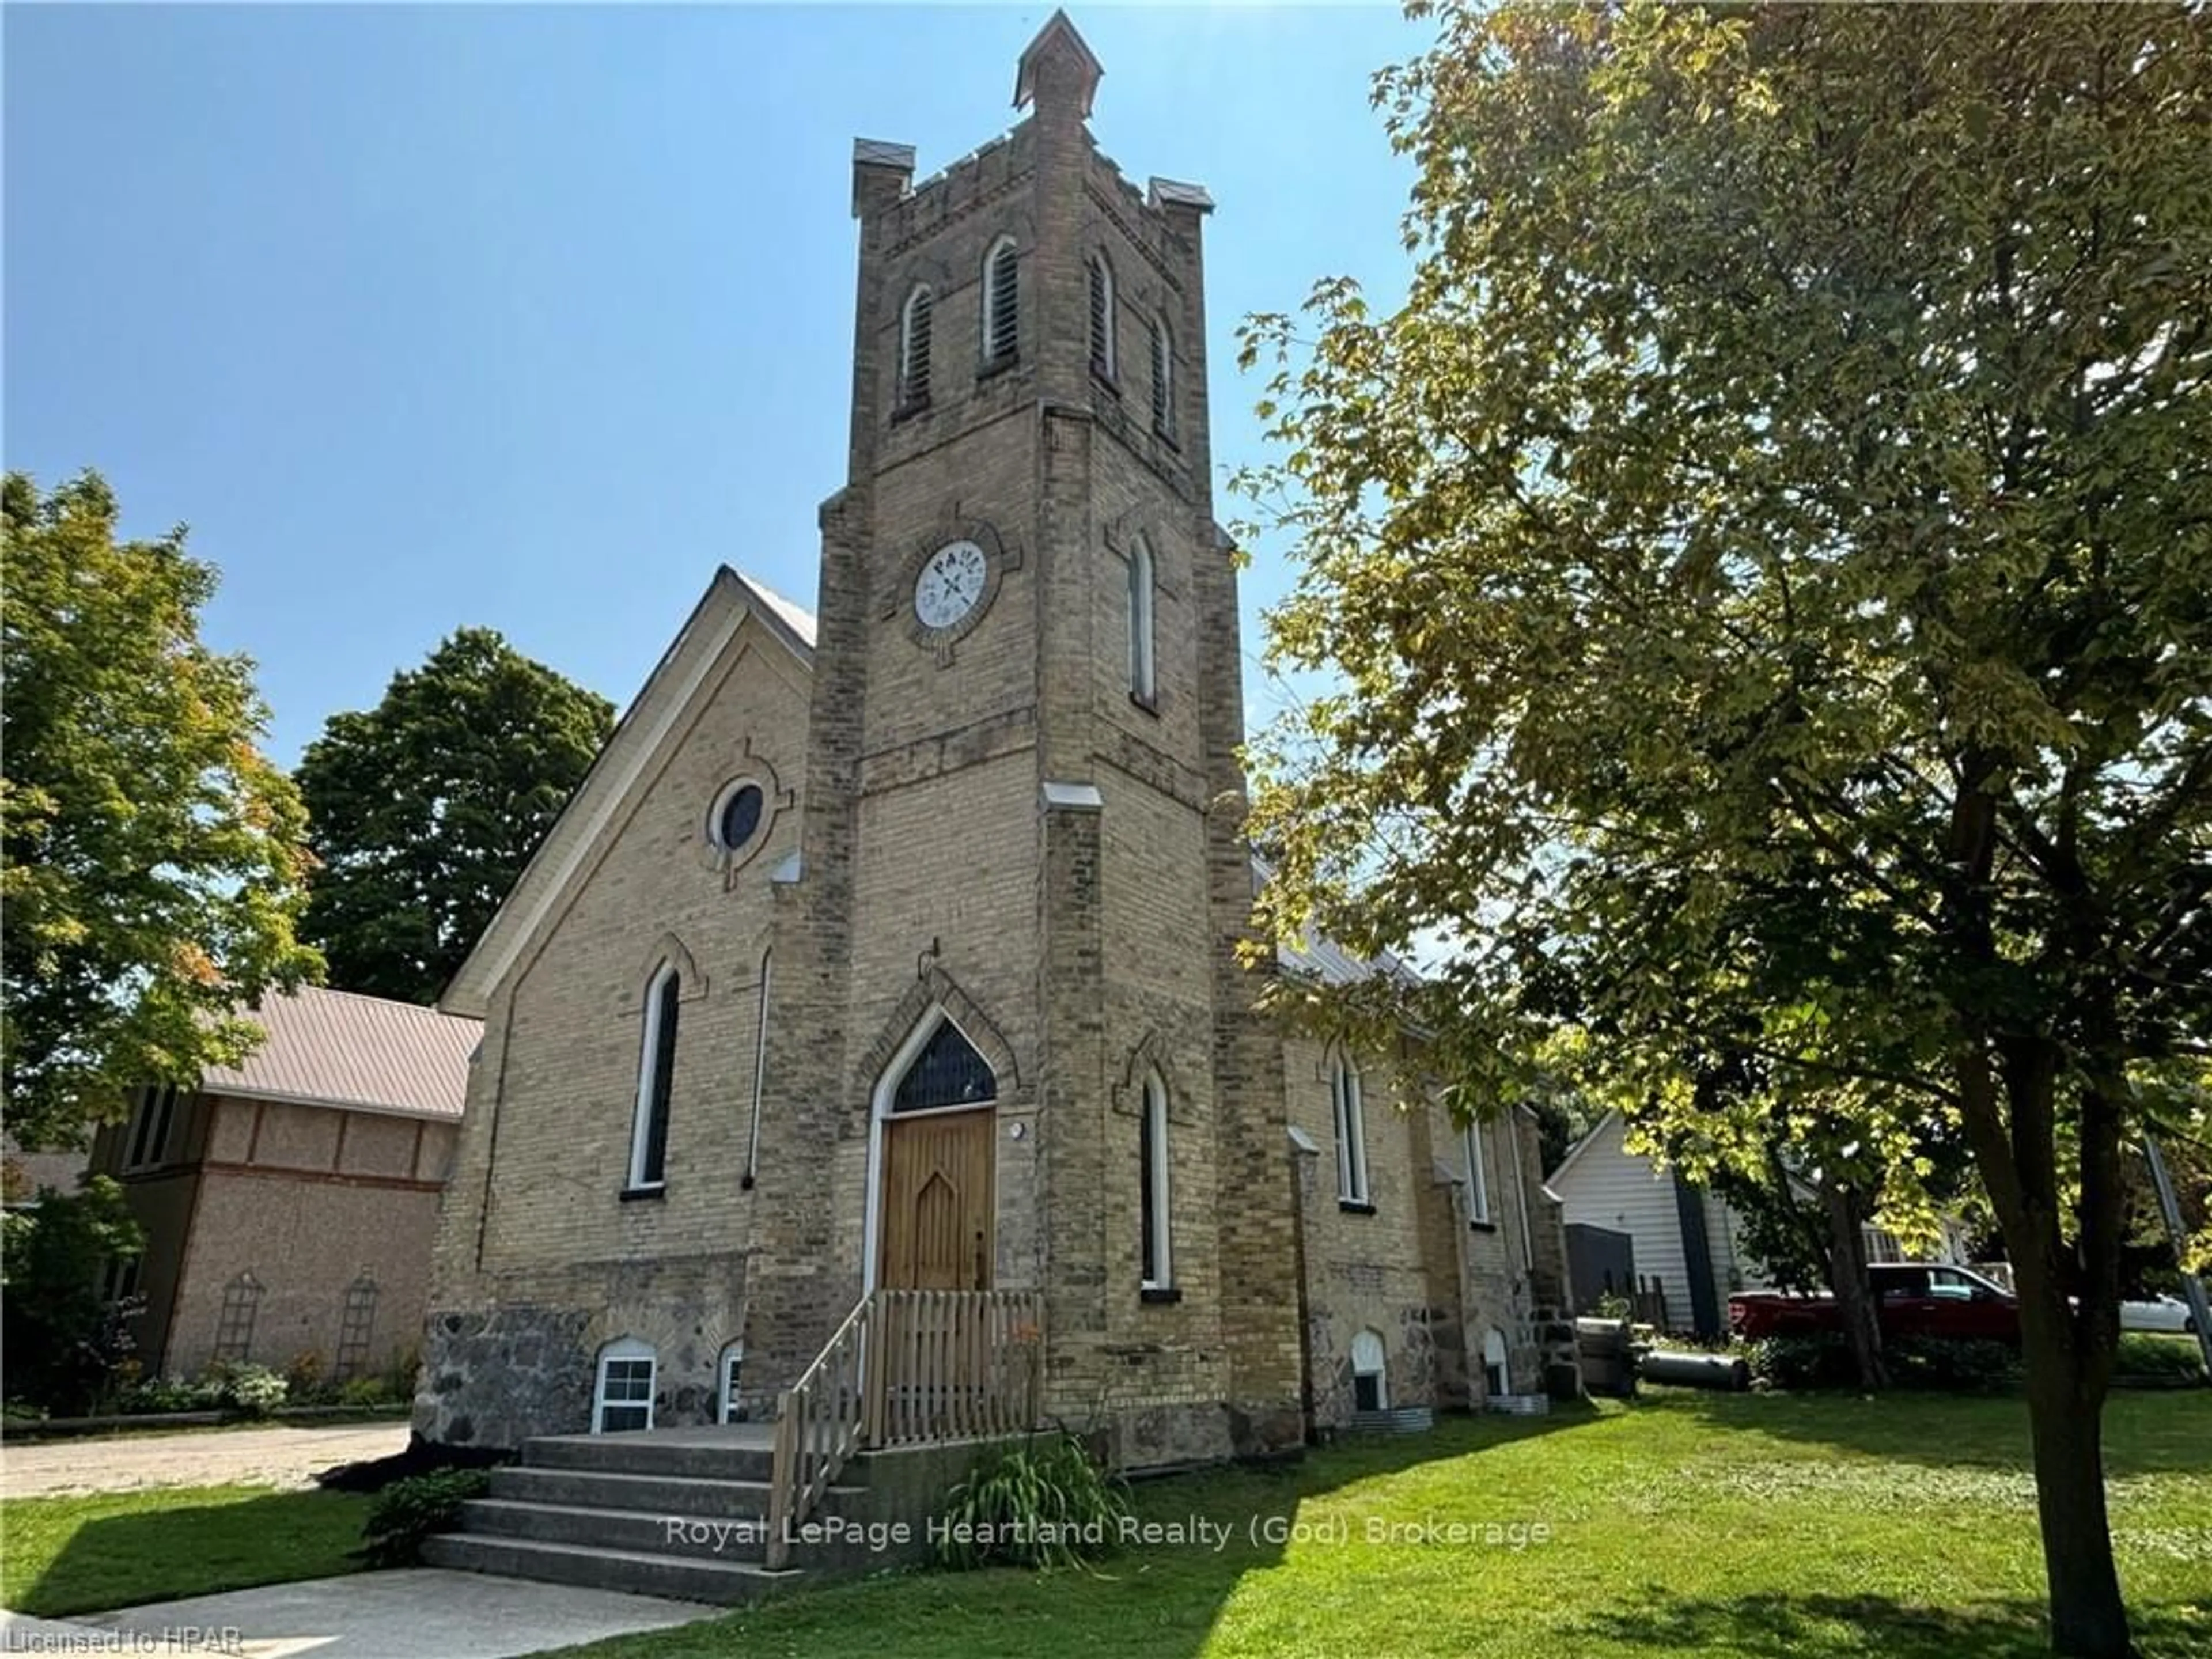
xmin=1 ymin=1421 xmax=411 ymax=1497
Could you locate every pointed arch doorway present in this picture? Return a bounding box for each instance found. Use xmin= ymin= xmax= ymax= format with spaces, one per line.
xmin=868 ymin=1012 xmax=997 ymax=1292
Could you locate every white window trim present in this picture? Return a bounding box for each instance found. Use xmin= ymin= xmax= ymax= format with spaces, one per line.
xmin=1127 ymin=536 xmax=1156 ymax=703
xmin=981 ymin=236 xmax=1018 ymax=363
xmin=718 ymin=1342 xmax=746 ymax=1424
xmin=1482 ymin=1327 xmax=1510 ymax=1397
xmin=593 ymin=1338 xmax=656 ymax=1434
xmin=899 ymin=284 xmax=933 ymax=406
xmin=1332 ymin=1054 xmax=1369 ymax=1205
xmin=1140 ymin=1071 xmax=1172 ymax=1291
xmin=1465 ymin=1120 xmax=1491 ymax=1224
xmin=628 ymin=963 xmax=679 ymax=1191
xmin=1350 ymin=1328 xmax=1388 ymax=1410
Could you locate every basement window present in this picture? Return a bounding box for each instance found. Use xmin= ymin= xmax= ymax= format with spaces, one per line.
xmin=1351 ymin=1328 xmax=1388 ymax=1412
xmin=719 ymin=1342 xmax=747 ymax=1423
xmin=594 ymin=1338 xmax=656 ymax=1433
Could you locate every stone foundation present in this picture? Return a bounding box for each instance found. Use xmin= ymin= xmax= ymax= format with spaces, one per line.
xmin=416 ymin=1304 xmax=597 ymax=1449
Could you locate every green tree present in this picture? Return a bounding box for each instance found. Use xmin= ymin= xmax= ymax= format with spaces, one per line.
xmin=1237 ymin=6 xmax=2210 ymax=1655
xmin=297 ymin=629 xmax=613 ymax=1005
xmin=2 ymin=472 xmax=319 ymax=1150
xmin=0 ymin=1176 xmax=149 ymax=1412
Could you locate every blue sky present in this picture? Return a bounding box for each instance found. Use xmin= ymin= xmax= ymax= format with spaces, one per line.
xmin=6 ymin=4 xmax=1426 ymax=765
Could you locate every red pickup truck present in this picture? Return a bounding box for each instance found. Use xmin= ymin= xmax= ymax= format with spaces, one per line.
xmin=1728 ymin=1263 xmax=2021 ymax=1345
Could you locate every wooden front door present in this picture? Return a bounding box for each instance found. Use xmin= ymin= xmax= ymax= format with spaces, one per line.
xmin=877 ymin=1108 xmax=994 ymax=1291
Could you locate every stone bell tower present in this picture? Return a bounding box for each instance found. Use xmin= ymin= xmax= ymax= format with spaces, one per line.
xmin=745 ymin=11 xmax=1304 ymax=1464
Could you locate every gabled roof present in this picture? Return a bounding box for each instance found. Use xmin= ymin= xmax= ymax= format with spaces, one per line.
xmin=1547 ymin=1107 xmax=1823 ymax=1203
xmin=202 ymin=985 xmax=479 ymax=1120
xmin=1251 ymin=854 xmax=1421 ymax=990
xmin=439 ymin=567 xmax=816 ymax=1018
xmin=1546 ymin=1107 xmax=1622 ymax=1188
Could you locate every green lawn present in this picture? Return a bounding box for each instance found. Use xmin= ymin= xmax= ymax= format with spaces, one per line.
xmin=0 ymin=1484 xmax=372 ymax=1617
xmin=572 ymin=1389 xmax=2212 ymax=1659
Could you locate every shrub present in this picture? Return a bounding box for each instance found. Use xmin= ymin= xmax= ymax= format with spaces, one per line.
xmin=937 ymin=1430 xmax=1131 ymax=1570
xmin=116 ymin=1374 xmax=224 ymax=1415
xmin=2115 ymin=1333 xmax=2207 ymax=1382
xmin=359 ymin=1468 xmax=494 ymax=1567
xmin=1887 ymin=1338 xmax=2024 ymax=1394
xmin=1743 ymin=1332 xmax=1856 ymax=1391
xmin=286 ymin=1350 xmax=338 ymax=1405
xmin=338 ymin=1376 xmax=396 ymax=1408
xmin=207 ymin=1362 xmax=289 ymax=1416
xmin=380 ymin=1344 xmax=422 ymax=1405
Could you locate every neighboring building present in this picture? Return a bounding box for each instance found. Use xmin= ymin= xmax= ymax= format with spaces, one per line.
xmin=2 ymin=1135 xmax=89 ymax=1207
xmin=416 ymin=14 xmax=1569 ymax=1469
xmin=1548 ymin=1109 xmax=1974 ymax=1338
xmin=91 ymin=985 xmax=479 ymax=1378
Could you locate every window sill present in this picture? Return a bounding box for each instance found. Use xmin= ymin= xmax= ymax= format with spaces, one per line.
xmin=1153 ymin=423 xmax=1179 ymax=450
xmin=892 ymin=396 xmax=931 ymax=424
xmin=976 ymin=353 xmax=1019 ymax=383
xmin=1140 ymin=1286 xmax=1183 ymax=1306
xmin=1092 ymin=365 xmax=1120 ymax=395
xmin=1468 ymin=1219 xmax=1497 ymax=1233
xmin=1339 ymin=1198 xmax=1376 ymax=1216
xmin=619 ymin=1184 xmax=667 ymax=1203
xmin=1128 ymin=690 xmax=1159 ymax=718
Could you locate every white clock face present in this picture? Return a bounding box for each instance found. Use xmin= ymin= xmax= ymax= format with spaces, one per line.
xmin=914 ymin=539 xmax=988 ymax=631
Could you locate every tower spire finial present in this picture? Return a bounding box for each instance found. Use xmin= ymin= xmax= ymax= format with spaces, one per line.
xmin=1014 ymin=10 xmax=1103 ymax=123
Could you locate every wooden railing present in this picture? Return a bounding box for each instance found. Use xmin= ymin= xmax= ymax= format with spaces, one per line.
xmin=764 ymin=1294 xmax=872 ymax=1570
xmin=866 ymin=1289 xmax=1044 ymax=1446
xmin=764 ymin=1288 xmax=1044 ymax=1570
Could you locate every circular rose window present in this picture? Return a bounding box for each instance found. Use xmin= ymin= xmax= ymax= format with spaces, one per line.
xmin=713 ymin=781 xmax=766 ymax=854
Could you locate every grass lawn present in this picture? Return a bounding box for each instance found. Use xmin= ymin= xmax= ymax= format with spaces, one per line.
xmin=0 ymin=1484 xmax=372 ymax=1617
xmin=571 ymin=1389 xmax=2212 ymax=1659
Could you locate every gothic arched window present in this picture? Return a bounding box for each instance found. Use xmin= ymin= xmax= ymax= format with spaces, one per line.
xmin=981 ymin=237 xmax=1019 ymax=365
xmin=1127 ymin=535 xmax=1157 ymax=706
xmin=899 ymin=285 xmax=934 ymax=409
xmin=892 ymin=1017 xmax=996 ymax=1113
xmin=628 ymin=963 xmax=680 ymax=1190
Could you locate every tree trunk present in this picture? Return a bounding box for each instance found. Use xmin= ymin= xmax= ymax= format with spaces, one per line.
xmin=1955 ymin=1041 xmax=2136 ymax=1658
xmin=2018 ymin=1285 xmax=2134 ymax=1659
xmin=1823 ymin=1181 xmax=1888 ymax=1391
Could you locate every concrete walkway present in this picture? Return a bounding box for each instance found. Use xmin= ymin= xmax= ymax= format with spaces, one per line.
xmin=6 ymin=1569 xmax=720 ymax=1658
xmin=1 ymin=1422 xmax=411 ymax=1497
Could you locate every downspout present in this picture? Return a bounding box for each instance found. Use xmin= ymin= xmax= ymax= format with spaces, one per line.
xmin=743 ymin=949 xmax=771 ymax=1188
xmin=1508 ymin=1109 xmax=1533 ymax=1273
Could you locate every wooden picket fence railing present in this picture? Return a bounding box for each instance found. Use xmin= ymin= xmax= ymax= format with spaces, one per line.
xmin=764 ymin=1289 xmax=1044 ymax=1570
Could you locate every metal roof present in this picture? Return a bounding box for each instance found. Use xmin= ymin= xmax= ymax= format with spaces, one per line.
xmin=729 ymin=571 xmax=817 ymax=655
xmin=201 ymin=984 xmax=480 ymax=1120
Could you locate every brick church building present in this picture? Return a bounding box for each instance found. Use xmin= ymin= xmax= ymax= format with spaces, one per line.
xmin=417 ymin=12 xmax=1567 ymax=1471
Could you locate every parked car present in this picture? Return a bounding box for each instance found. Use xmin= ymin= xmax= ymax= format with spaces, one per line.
xmin=2120 ymin=1293 xmax=2200 ymax=1335
xmin=1729 ymin=1263 xmax=2021 ymax=1345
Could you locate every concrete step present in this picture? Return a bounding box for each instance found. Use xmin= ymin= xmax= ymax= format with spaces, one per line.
xmin=422 ymin=1532 xmax=796 ymax=1605
xmin=493 ymin=1465 xmax=762 ymax=1519
xmin=463 ymin=1498 xmax=775 ymax=1561
xmin=490 ymin=1465 xmax=873 ymax=1522
xmin=460 ymin=1496 xmax=895 ymax=1570
xmin=522 ymin=1432 xmax=781 ymax=1483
